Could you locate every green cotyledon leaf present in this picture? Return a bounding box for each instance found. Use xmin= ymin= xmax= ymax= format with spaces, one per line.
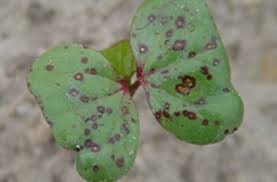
xmin=27 ymin=44 xmax=139 ymax=182
xmin=102 ymin=40 xmax=136 ymax=80
xmin=130 ymin=0 xmax=244 ymax=145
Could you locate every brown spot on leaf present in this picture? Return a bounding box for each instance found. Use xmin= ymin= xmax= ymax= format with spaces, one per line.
xmin=187 ymin=111 xmax=197 ymax=120
xmin=176 ymin=16 xmax=186 ymax=28
xmin=75 ymin=145 xmax=83 ymax=152
xmin=172 ymin=40 xmax=186 ymax=51
xmin=182 ymin=75 xmax=196 ymax=88
xmin=111 ymin=155 xmax=115 ymax=160
xmin=68 ymin=88 xmax=79 ymax=97
xmin=85 ymin=68 xmax=97 ymax=75
xmin=92 ymin=123 xmax=98 ymax=130
xmin=224 ymin=129 xmax=230 ymax=135
xmin=97 ymin=106 xmax=105 ymax=114
xmin=205 ymin=36 xmax=217 ymax=50
xmin=148 ymin=14 xmax=156 ymax=22
xmin=80 ymin=95 xmax=89 ymax=103
xmin=213 ymin=59 xmax=220 ymax=66
xmin=115 ymin=134 xmax=121 ymax=141
xmin=200 ymin=66 xmax=209 ymax=75
xmin=194 ymin=97 xmax=206 ymax=105
xmin=121 ymin=123 xmax=130 ymax=134
xmin=202 ymin=119 xmax=209 ymax=126
xmin=46 ymin=64 xmax=54 ymax=71
xmin=84 ymin=139 xmax=93 ymax=148
xmin=121 ymin=105 xmax=129 ymax=115
xmin=163 ymin=110 xmax=170 ymax=118
xmin=139 ymin=44 xmax=148 ymax=54
xmin=232 ymin=127 xmax=238 ymax=133
xmin=106 ymin=107 xmax=113 ymax=114
xmin=84 ymin=128 xmax=91 ymax=136
xmin=154 ymin=111 xmax=162 ymax=121
xmin=91 ymin=115 xmax=97 ymax=122
xmin=174 ymin=112 xmax=181 ymax=116
xmin=81 ymin=57 xmax=88 ymax=64
xmin=207 ymin=74 xmax=213 ymax=80
xmin=108 ymin=137 xmax=115 ymax=144
xmin=176 ymin=84 xmax=190 ymax=95
xmin=188 ymin=51 xmax=196 ymax=58
xmin=91 ymin=143 xmax=101 ymax=152
xmin=74 ymin=73 xmax=84 ymax=81
xmin=115 ymin=158 xmax=125 ymax=168
xmin=223 ymin=88 xmax=231 ymax=93
xmin=92 ymin=165 xmax=100 ymax=172
xmin=166 ymin=29 xmax=173 ymax=38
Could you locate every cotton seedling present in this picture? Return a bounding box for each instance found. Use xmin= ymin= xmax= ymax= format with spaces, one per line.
xmin=27 ymin=0 xmax=244 ymax=181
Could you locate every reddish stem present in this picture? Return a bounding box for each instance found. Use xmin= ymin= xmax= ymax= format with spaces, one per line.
xmin=129 ymin=80 xmax=141 ymax=97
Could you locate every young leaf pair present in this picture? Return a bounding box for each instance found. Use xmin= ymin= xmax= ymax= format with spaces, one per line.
xmin=27 ymin=0 xmax=244 ymax=182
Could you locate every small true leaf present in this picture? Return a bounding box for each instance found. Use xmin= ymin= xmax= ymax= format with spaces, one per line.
xmin=27 ymin=44 xmax=139 ymax=182
xmin=102 ymin=40 xmax=136 ymax=80
xmin=131 ymin=0 xmax=244 ymax=145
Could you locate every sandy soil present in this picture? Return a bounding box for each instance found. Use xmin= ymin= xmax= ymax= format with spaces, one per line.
xmin=0 ymin=0 xmax=277 ymax=181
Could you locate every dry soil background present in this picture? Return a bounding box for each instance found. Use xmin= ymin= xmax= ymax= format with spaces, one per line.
xmin=0 ymin=0 xmax=277 ymax=182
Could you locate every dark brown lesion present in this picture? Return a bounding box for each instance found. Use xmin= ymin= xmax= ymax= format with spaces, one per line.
xmin=139 ymin=44 xmax=149 ymax=54
xmin=68 ymin=88 xmax=79 ymax=97
xmin=115 ymin=158 xmax=125 ymax=168
xmin=154 ymin=110 xmax=162 ymax=121
xmin=163 ymin=110 xmax=170 ymax=118
xmin=45 ymin=64 xmax=54 ymax=71
xmin=188 ymin=51 xmax=196 ymax=59
xmin=165 ymin=29 xmax=174 ymax=38
xmin=81 ymin=57 xmax=88 ymax=64
xmin=176 ymin=16 xmax=186 ymax=28
xmin=205 ymin=36 xmax=217 ymax=50
xmin=80 ymin=95 xmax=89 ymax=103
xmin=83 ymin=139 xmax=101 ymax=152
xmin=200 ymin=66 xmax=213 ymax=80
xmin=172 ymin=40 xmax=186 ymax=51
xmin=176 ymin=75 xmax=196 ymax=95
xmin=97 ymin=106 xmax=105 ymax=114
xmin=194 ymin=97 xmax=206 ymax=106
xmin=92 ymin=165 xmax=100 ymax=172
xmin=74 ymin=73 xmax=84 ymax=81
xmin=202 ymin=119 xmax=209 ymax=126
xmin=84 ymin=128 xmax=91 ymax=136
xmin=85 ymin=68 xmax=97 ymax=75
xmin=183 ymin=110 xmax=197 ymax=120
xmin=121 ymin=105 xmax=129 ymax=115
xmin=121 ymin=123 xmax=130 ymax=134
xmin=148 ymin=14 xmax=156 ymax=22
xmin=213 ymin=59 xmax=220 ymax=66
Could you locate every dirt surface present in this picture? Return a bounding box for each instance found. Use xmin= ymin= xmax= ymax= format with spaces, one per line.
xmin=0 ymin=0 xmax=277 ymax=182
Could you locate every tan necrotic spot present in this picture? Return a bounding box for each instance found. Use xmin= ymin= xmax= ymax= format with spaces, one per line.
xmin=176 ymin=16 xmax=186 ymax=28
xmin=205 ymin=36 xmax=217 ymax=50
xmin=81 ymin=57 xmax=88 ymax=64
xmin=176 ymin=84 xmax=190 ymax=95
xmin=139 ymin=44 xmax=149 ymax=54
xmin=74 ymin=73 xmax=84 ymax=81
xmin=115 ymin=158 xmax=125 ymax=168
xmin=46 ymin=64 xmax=54 ymax=71
xmin=172 ymin=40 xmax=186 ymax=51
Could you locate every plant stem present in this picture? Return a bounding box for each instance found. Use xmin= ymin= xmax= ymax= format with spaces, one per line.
xmin=129 ymin=80 xmax=141 ymax=97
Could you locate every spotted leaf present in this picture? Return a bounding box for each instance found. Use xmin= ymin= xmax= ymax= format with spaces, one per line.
xmin=131 ymin=0 xmax=244 ymax=145
xmin=27 ymin=44 xmax=139 ymax=182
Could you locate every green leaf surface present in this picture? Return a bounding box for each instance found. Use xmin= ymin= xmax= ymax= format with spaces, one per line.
xmin=27 ymin=44 xmax=139 ymax=182
xmin=131 ymin=0 xmax=244 ymax=145
xmin=102 ymin=40 xmax=136 ymax=80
